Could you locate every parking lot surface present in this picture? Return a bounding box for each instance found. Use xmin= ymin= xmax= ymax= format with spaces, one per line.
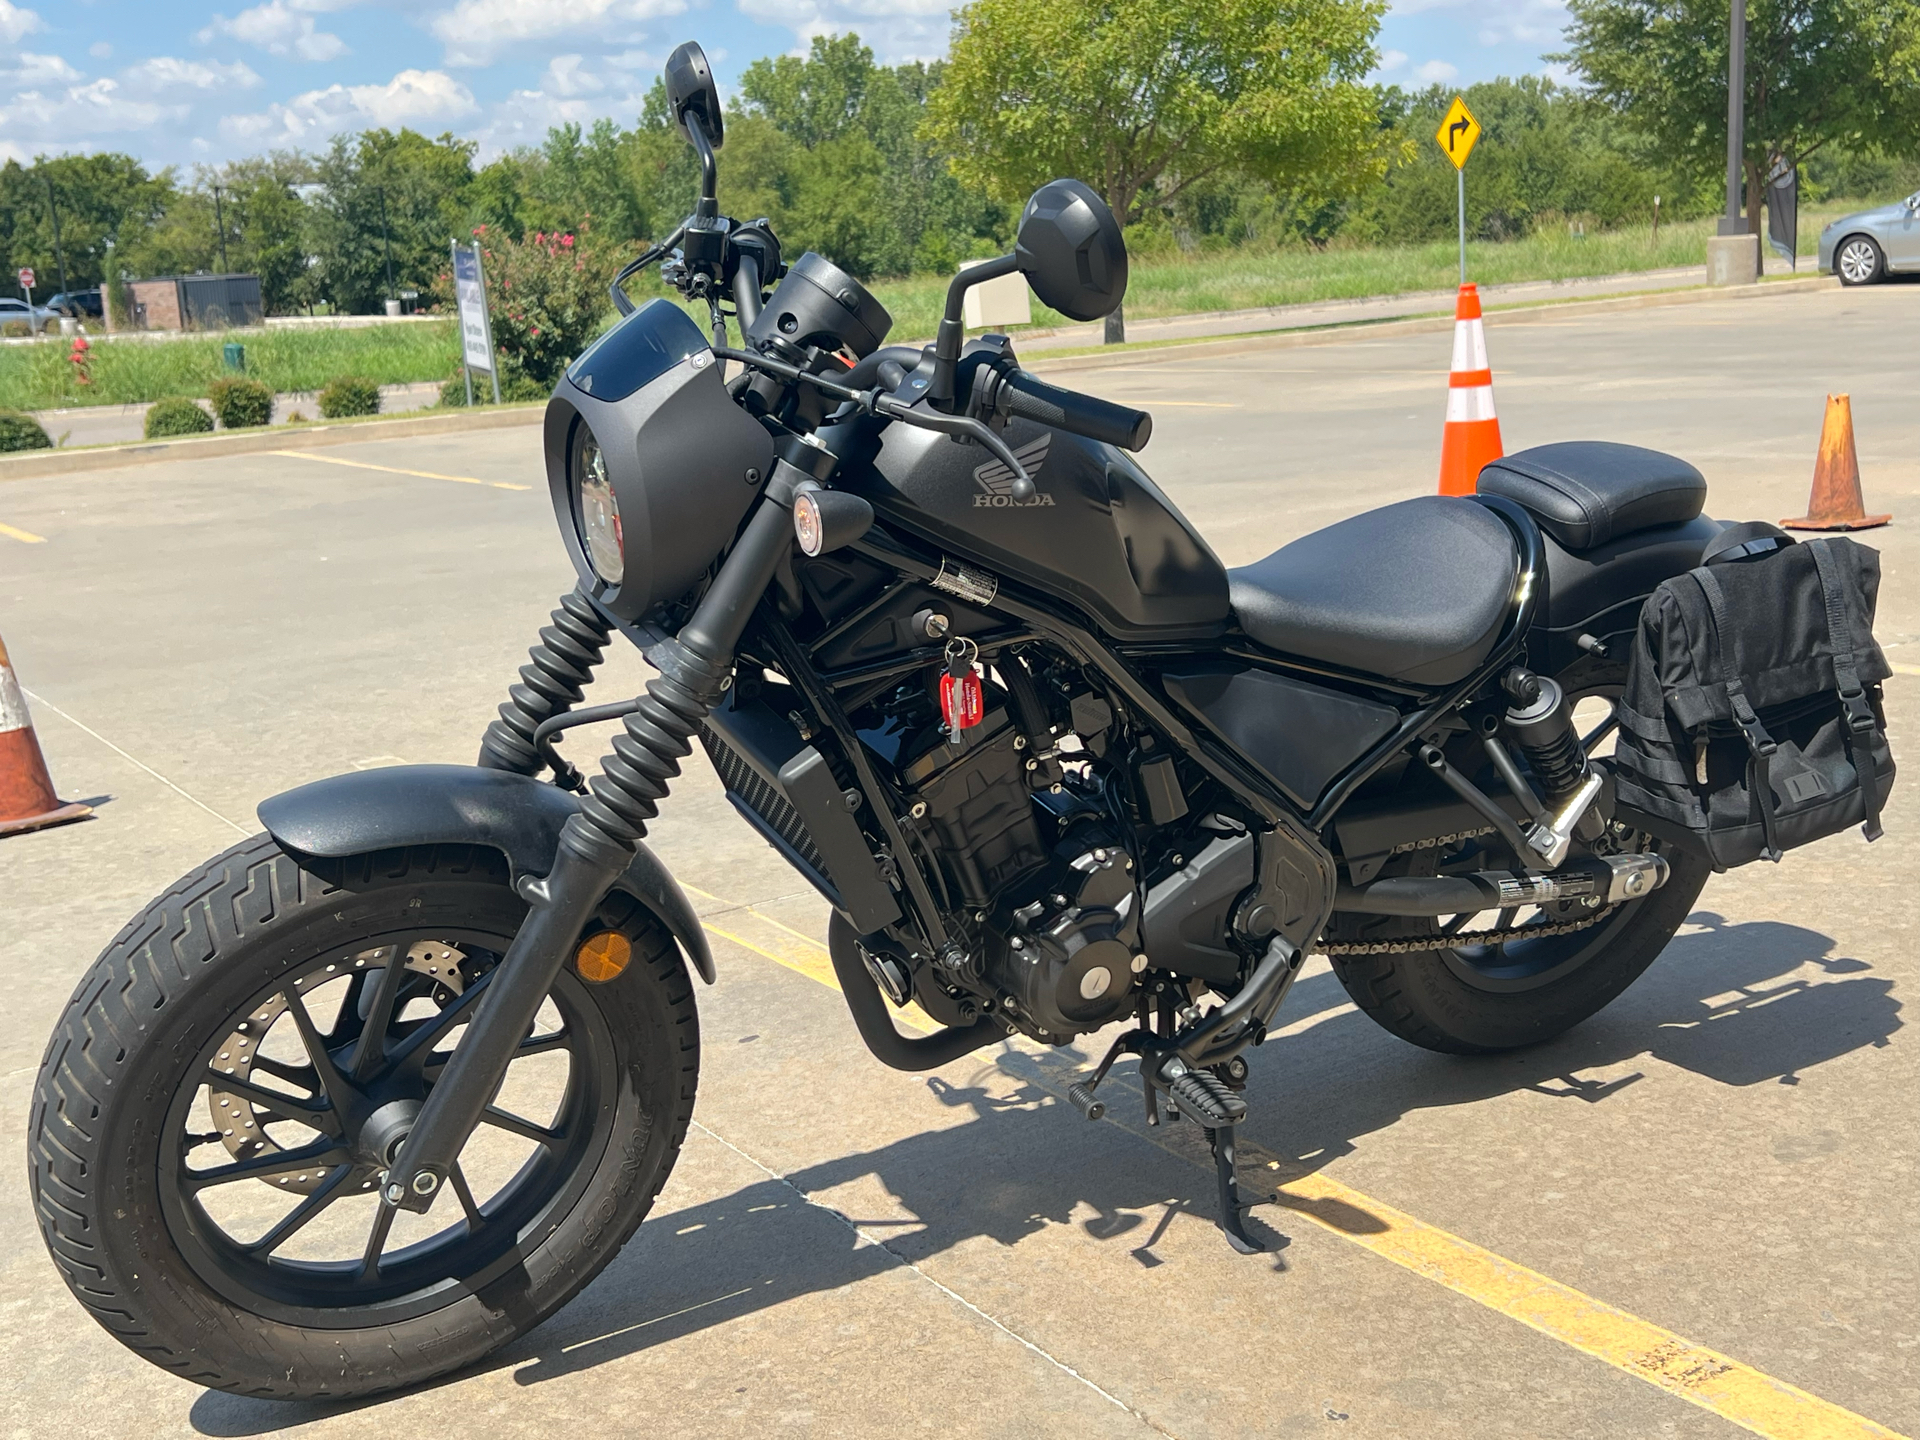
xmin=1 ymin=280 xmax=1914 ymax=1438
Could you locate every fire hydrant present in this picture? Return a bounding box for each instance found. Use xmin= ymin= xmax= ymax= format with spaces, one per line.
xmin=68 ymin=333 xmax=92 ymax=387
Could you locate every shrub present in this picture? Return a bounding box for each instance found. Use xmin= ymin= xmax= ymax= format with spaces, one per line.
xmin=0 ymin=320 xmax=30 ymax=339
xmin=0 ymin=409 xmax=52 ymax=451
xmin=439 ymin=371 xmax=551 ymax=406
xmin=207 ymin=376 xmax=274 ymax=429
xmin=146 ymin=397 xmax=213 ymax=438
xmin=318 ymin=375 xmax=381 ymax=418
xmin=432 ymin=223 xmax=615 ymax=388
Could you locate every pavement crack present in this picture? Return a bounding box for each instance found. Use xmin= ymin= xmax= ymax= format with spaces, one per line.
xmin=689 ymin=1117 xmax=1183 ymax=1440
xmin=19 ymin=687 xmax=249 ymax=836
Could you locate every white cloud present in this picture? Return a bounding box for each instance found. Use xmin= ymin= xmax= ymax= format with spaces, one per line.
xmin=1393 ymin=0 xmax=1571 ymax=43
xmin=89 ymin=41 xmax=112 ymax=59
xmin=735 ymin=0 xmax=948 ymax=64
xmin=0 ymin=77 xmax=187 ymax=139
xmin=467 ymin=53 xmax=657 ymax=156
xmin=1413 ymin=58 xmax=1459 ymax=83
xmin=121 ymin=57 xmax=262 ymax=94
xmin=199 ymin=1 xmax=349 ymax=61
xmin=0 ymin=0 xmax=41 ymax=44
xmin=1370 ymin=48 xmax=1408 ymax=78
xmin=0 ymin=51 xmax=82 ymax=88
xmin=428 ymin=0 xmax=685 ymax=67
xmin=220 ymin=67 xmax=477 ymax=143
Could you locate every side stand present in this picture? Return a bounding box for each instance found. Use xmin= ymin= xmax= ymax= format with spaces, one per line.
xmin=1206 ymin=1123 xmax=1264 ymax=1255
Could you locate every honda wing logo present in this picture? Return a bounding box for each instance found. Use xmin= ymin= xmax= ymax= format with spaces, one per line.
xmin=972 ymin=435 xmax=1054 ymax=507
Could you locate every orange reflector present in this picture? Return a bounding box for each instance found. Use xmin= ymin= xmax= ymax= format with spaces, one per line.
xmin=575 ymin=931 xmax=632 ymax=983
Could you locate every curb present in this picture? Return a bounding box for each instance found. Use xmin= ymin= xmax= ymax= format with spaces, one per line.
xmin=1025 ymin=274 xmax=1836 ymax=376
xmin=0 ymin=403 xmax=546 ymax=484
xmin=1 ymin=274 xmax=1838 ymax=479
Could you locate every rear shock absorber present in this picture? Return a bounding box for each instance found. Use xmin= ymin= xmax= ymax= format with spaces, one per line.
xmin=477 ymin=589 xmax=615 ymax=776
xmin=1502 ymin=668 xmax=1606 ymax=860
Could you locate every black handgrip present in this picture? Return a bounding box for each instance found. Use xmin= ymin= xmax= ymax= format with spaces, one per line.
xmin=1003 ymin=372 xmax=1152 ymax=451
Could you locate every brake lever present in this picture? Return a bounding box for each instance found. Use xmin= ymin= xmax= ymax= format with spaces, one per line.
xmin=710 ymin=345 xmax=1034 ymax=497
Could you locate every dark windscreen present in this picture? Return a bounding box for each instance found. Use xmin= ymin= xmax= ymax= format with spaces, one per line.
xmin=567 ymin=298 xmax=707 ymax=403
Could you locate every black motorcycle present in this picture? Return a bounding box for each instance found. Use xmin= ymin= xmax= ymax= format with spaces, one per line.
xmin=29 ymin=43 xmax=1721 ymax=1400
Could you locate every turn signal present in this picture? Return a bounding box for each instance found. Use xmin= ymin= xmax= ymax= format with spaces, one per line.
xmin=575 ymin=931 xmax=633 ymax=983
xmin=792 ymin=487 xmax=875 ymax=556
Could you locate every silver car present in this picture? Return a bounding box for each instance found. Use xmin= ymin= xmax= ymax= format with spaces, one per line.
xmin=0 ymin=296 xmax=59 ymax=333
xmin=1819 ymin=191 xmax=1920 ymax=285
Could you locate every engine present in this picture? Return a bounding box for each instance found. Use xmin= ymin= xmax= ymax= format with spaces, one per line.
xmin=893 ymin=701 xmax=1142 ymax=1042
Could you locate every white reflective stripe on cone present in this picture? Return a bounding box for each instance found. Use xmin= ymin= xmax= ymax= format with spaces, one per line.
xmin=1446 ymin=385 xmax=1498 ymax=423
xmin=0 ymin=663 xmax=31 ymax=734
xmin=1450 ymin=318 xmax=1489 ymax=373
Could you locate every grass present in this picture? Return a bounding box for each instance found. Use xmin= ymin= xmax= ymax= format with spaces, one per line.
xmin=0 ymin=201 xmax=1873 ymax=411
xmin=0 ymin=320 xmax=459 ymax=412
xmin=865 ymin=206 xmax=1861 ymax=342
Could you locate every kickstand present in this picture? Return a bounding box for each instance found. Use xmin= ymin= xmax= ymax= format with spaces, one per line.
xmin=1206 ymin=1124 xmax=1265 ymax=1254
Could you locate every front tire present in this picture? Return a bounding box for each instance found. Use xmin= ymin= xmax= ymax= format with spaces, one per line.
xmin=1835 ymin=235 xmax=1885 ymax=286
xmin=28 ymin=835 xmax=698 ymax=1401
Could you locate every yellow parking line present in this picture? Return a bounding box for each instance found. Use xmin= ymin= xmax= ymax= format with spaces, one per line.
xmin=266 ymin=449 xmax=532 ymax=491
xmin=0 ymin=520 xmax=46 ymax=544
xmin=696 ymin=893 xmax=1907 ymax=1440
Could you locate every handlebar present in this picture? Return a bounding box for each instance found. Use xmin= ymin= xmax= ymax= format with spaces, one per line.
xmin=1000 ymin=372 xmax=1152 ymax=452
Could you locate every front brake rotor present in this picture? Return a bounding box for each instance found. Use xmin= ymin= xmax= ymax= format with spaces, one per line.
xmin=206 ymin=941 xmax=466 ymax=1194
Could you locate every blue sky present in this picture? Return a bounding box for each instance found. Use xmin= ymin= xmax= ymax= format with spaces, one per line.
xmin=0 ymin=0 xmax=1576 ymax=171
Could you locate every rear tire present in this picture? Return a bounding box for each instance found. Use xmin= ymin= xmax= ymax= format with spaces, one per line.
xmin=1330 ymin=845 xmax=1710 ymax=1054
xmin=28 ymin=835 xmax=699 ymax=1401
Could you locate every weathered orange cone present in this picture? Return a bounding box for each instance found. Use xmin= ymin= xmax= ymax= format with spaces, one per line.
xmin=1438 ymin=283 xmax=1503 ymax=496
xmin=0 ymin=634 xmax=92 ymax=838
xmin=1783 ymin=394 xmax=1890 ymax=531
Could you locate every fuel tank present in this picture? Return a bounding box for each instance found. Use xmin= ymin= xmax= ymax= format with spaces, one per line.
xmin=829 ymin=414 xmax=1231 ymax=640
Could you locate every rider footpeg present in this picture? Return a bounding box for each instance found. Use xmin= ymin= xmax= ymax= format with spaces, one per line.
xmin=1158 ymin=1059 xmax=1247 ymax=1127
xmin=1067 ymin=1082 xmax=1106 ymax=1120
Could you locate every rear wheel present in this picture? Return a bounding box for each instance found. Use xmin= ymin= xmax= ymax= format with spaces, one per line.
xmin=1836 ymin=235 xmax=1885 ymax=286
xmin=28 ymin=836 xmax=698 ymax=1401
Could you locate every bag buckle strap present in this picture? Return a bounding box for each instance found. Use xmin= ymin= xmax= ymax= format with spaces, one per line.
xmin=1838 ymin=684 xmax=1877 ymax=736
xmin=1725 ymin=683 xmax=1777 ymax=757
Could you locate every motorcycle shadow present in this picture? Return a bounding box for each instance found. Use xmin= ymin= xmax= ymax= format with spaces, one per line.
xmin=186 ymin=909 xmax=1898 ymax=1431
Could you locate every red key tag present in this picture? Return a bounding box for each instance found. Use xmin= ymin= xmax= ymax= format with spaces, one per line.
xmin=940 ymin=638 xmax=983 ymax=744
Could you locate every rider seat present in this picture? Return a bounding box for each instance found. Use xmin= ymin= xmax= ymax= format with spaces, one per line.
xmin=1228 ymin=496 xmax=1515 ymax=685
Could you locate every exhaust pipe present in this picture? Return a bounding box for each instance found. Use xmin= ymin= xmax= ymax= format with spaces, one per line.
xmin=1334 ymin=852 xmax=1669 ymax=917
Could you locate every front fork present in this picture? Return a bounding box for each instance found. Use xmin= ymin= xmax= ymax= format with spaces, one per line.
xmin=382 ymin=446 xmax=818 ymax=1212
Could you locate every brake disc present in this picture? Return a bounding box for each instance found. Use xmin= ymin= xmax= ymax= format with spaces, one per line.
xmin=206 ymin=941 xmax=466 ymax=1195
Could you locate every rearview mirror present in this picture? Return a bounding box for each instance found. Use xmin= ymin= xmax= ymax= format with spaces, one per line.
xmin=1014 ymin=179 xmax=1127 ymax=322
xmin=664 ymin=41 xmax=724 ymax=150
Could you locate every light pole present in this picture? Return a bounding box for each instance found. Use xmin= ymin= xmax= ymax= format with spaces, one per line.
xmin=1717 ymin=0 xmax=1746 ymax=237
xmin=212 ymin=184 xmax=230 ymax=272
xmin=377 ymin=189 xmax=396 ymax=306
xmin=42 ymin=171 xmax=71 ymax=298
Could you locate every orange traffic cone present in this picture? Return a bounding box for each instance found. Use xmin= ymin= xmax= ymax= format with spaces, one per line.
xmin=1783 ymin=394 xmax=1890 ymax=532
xmin=1438 ymin=283 xmax=1503 ymax=496
xmin=0 ymin=634 xmax=92 ymax=837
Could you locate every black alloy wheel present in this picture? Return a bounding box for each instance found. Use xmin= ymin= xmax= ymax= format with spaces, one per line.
xmin=30 ymin=837 xmax=699 ymax=1400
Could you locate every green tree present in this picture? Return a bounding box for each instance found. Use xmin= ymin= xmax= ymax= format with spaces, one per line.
xmin=0 ymin=154 xmax=173 ymax=294
xmin=925 ymin=0 xmax=1392 ymax=337
xmin=1561 ymin=0 xmax=1920 ymax=231
xmin=306 ymin=129 xmax=476 ymax=313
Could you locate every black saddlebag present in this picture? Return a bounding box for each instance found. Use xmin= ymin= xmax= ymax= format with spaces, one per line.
xmin=1611 ymin=525 xmax=1895 ymax=870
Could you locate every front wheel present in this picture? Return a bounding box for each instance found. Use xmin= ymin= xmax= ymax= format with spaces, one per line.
xmin=1835 ymin=235 xmax=1885 ymax=286
xmin=29 ymin=836 xmax=699 ymax=1401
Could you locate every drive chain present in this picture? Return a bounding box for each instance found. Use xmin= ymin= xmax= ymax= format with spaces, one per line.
xmin=1316 ymin=906 xmax=1619 ymax=956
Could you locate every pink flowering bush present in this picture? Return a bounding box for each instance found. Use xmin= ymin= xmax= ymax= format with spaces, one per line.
xmin=434 ymin=221 xmax=615 ymax=390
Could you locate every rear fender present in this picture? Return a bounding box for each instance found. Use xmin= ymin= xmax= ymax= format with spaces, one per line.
xmin=1535 ymin=515 xmax=1723 ymax=674
xmin=257 ymin=763 xmax=715 ymax=984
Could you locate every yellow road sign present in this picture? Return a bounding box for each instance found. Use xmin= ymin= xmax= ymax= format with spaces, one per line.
xmin=1436 ymin=95 xmax=1482 ymax=170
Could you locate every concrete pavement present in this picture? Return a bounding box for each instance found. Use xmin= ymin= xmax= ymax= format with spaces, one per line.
xmin=0 ymin=279 xmax=1913 ymax=1438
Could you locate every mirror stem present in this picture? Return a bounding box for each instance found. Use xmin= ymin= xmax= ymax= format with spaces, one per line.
xmin=930 ymin=251 xmax=1019 ymax=408
xmin=686 ymin=114 xmax=718 ymax=218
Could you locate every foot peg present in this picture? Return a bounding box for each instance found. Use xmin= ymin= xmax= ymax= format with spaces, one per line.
xmin=1160 ymin=1060 xmax=1247 ymax=1127
xmin=1067 ymin=1082 xmax=1106 ymax=1121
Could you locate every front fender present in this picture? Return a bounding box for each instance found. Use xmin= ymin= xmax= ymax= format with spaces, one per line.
xmin=257 ymin=763 xmax=715 ymax=984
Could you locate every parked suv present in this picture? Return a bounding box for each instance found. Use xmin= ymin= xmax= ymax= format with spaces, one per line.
xmin=47 ymin=289 xmax=103 ymax=320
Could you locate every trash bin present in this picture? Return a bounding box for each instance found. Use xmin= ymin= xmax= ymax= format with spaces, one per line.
xmin=384 ymin=299 xmax=402 ymax=317
xmin=222 ymin=342 xmax=245 ymax=372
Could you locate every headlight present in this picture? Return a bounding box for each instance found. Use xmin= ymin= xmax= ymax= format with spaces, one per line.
xmin=573 ymin=431 xmax=624 ymax=584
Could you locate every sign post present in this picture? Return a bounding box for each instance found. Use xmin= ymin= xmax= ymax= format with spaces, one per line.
xmin=451 ymin=240 xmax=501 ymax=406
xmin=1434 ymin=96 xmax=1482 ymax=286
xmin=17 ymin=266 xmax=34 ymax=317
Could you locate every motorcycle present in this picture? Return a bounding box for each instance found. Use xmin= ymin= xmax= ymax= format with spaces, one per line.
xmin=29 ymin=42 xmax=1724 ymax=1400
